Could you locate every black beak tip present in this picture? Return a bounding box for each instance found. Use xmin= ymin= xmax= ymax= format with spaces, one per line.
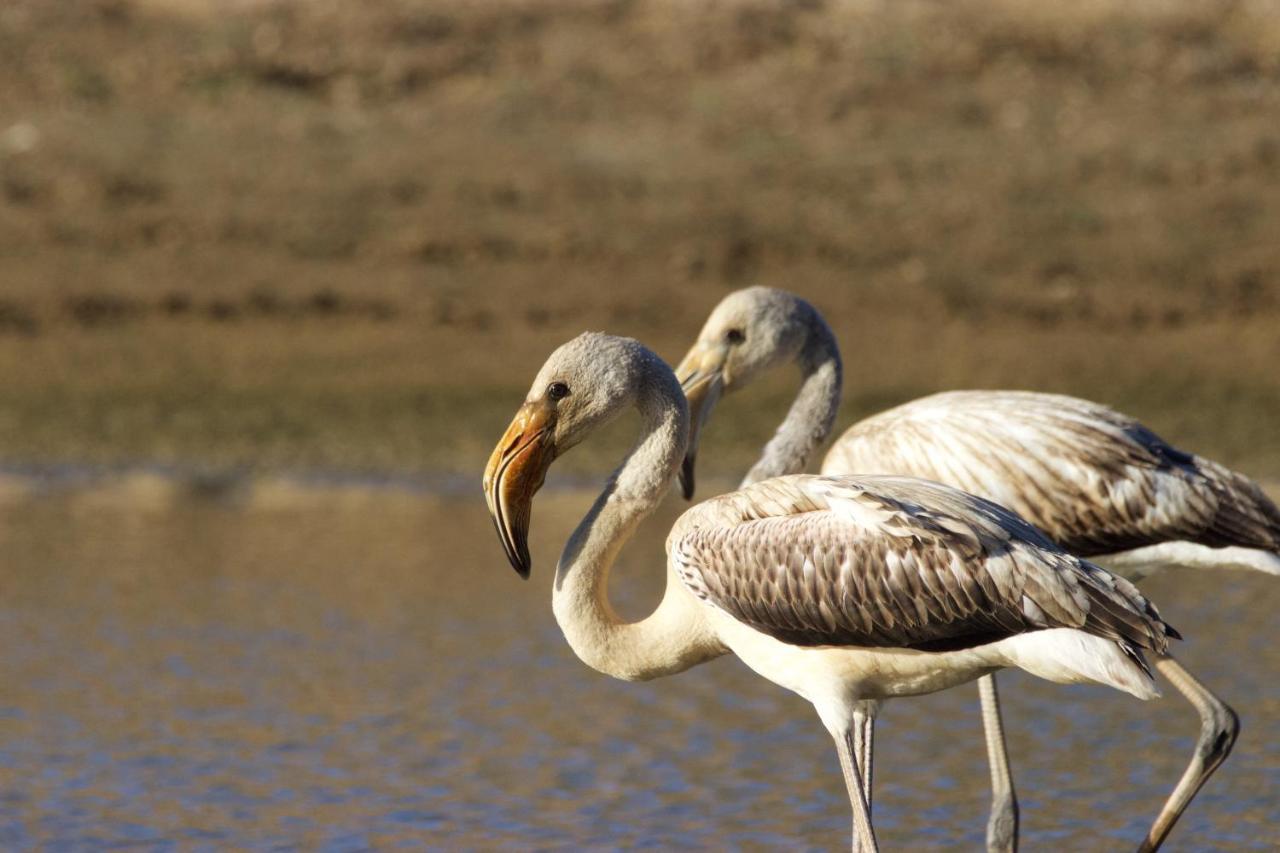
xmin=511 ymin=543 xmax=532 ymax=579
xmin=679 ymin=455 xmax=696 ymax=501
xmin=504 ymin=549 xmax=531 ymax=579
xmin=491 ymin=515 xmax=534 ymax=579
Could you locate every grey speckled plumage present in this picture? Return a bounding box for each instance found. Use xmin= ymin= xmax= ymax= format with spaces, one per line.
xmin=824 ymin=390 xmax=1280 ymax=558
xmin=670 ymin=474 xmax=1175 ymax=659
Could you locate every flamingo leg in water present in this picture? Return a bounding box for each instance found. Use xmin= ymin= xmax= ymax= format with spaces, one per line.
xmin=852 ymin=700 xmax=876 ymax=815
xmin=832 ymin=706 xmax=880 ymax=853
xmin=1136 ymin=655 xmax=1240 ymax=853
xmin=977 ymin=674 xmax=1019 ymax=853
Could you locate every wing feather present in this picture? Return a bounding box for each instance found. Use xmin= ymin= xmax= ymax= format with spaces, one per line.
xmin=823 ymin=390 xmax=1280 ymax=557
xmin=670 ymin=475 xmax=1174 ymax=653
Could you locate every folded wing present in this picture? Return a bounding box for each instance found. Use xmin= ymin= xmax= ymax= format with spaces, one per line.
xmin=824 ymin=390 xmax=1280 ymax=557
xmin=670 ymin=474 xmax=1174 ymax=655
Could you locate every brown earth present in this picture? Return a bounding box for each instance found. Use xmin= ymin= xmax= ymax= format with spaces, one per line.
xmin=1 ymin=0 xmax=1279 ymax=479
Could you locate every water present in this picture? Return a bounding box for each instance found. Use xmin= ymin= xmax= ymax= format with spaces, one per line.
xmin=0 ymin=477 xmax=1276 ymax=850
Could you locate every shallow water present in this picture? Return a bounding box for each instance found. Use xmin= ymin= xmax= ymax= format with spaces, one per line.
xmin=0 ymin=480 xmax=1277 ymax=850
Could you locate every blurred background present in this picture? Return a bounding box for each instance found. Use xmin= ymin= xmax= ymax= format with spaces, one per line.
xmin=1 ymin=0 xmax=1278 ymax=849
xmin=2 ymin=0 xmax=1279 ymax=476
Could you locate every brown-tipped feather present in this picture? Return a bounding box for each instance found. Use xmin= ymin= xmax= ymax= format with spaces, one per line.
xmin=670 ymin=475 xmax=1176 ymax=654
xmin=825 ymin=390 xmax=1280 ymax=559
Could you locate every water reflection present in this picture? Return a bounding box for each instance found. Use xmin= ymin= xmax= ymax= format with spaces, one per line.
xmin=0 ymin=479 xmax=1276 ymax=849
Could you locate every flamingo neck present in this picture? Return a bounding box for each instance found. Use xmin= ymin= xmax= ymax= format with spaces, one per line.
xmin=552 ymin=363 xmax=723 ymax=682
xmin=741 ymin=311 xmax=843 ymax=486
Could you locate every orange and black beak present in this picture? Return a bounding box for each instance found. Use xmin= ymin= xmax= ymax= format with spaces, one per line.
xmin=482 ymin=400 xmax=557 ymax=578
xmin=674 ymin=342 xmax=728 ymax=501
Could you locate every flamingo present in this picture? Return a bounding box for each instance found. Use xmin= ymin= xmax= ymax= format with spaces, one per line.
xmin=482 ymin=331 xmax=1178 ymax=851
xmin=676 ymin=285 xmax=1278 ymax=850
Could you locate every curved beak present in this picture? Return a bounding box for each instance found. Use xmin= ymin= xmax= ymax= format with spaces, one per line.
xmin=674 ymin=342 xmax=728 ymax=501
xmin=482 ymin=400 xmax=557 ymax=578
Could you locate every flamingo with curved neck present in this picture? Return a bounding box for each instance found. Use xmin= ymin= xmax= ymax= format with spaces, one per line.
xmin=678 ymin=287 xmax=842 ymax=496
xmin=486 ymin=334 xmax=721 ymax=682
xmin=675 ymin=285 xmax=1273 ymax=852
xmin=484 ymin=331 xmax=1178 ymax=851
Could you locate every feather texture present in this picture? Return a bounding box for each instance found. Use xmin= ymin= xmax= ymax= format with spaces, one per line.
xmin=670 ymin=475 xmax=1174 ymax=658
xmin=822 ymin=390 xmax=1280 ymax=558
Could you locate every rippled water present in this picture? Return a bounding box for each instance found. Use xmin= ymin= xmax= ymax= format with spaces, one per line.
xmin=0 ymin=479 xmax=1277 ymax=850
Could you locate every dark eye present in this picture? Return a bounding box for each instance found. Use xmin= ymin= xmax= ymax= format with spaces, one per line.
xmin=725 ymin=328 xmax=745 ymax=345
xmin=547 ymin=382 xmax=570 ymax=401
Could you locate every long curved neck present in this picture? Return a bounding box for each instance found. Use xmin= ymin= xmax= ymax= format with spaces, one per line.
xmin=552 ymin=367 xmax=724 ymax=682
xmin=741 ymin=312 xmax=843 ymax=487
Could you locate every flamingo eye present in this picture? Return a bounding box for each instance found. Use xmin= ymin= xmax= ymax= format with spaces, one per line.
xmin=547 ymin=382 xmax=570 ymax=401
xmin=725 ymin=329 xmax=745 ymax=345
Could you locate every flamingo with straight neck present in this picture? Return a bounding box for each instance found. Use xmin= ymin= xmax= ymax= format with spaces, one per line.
xmin=676 ymin=286 xmax=1277 ymax=852
xmin=483 ymin=331 xmax=1179 ymax=851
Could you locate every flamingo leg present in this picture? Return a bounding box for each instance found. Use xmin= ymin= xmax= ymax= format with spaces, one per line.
xmin=852 ymin=700 xmax=875 ymax=814
xmin=977 ymin=674 xmax=1019 ymax=853
xmin=831 ymin=705 xmax=880 ymax=853
xmin=1136 ymin=654 xmax=1240 ymax=853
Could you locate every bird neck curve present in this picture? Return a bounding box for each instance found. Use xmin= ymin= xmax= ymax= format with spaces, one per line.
xmin=551 ymin=358 xmax=723 ymax=682
xmin=741 ymin=308 xmax=843 ymax=487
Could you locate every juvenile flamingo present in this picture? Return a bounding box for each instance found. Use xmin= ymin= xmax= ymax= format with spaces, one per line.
xmin=675 ymin=286 xmax=1276 ymax=850
xmin=483 ymin=331 xmax=1178 ymax=850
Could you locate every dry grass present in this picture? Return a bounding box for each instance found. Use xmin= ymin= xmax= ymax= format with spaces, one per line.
xmin=1 ymin=0 xmax=1278 ymax=479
